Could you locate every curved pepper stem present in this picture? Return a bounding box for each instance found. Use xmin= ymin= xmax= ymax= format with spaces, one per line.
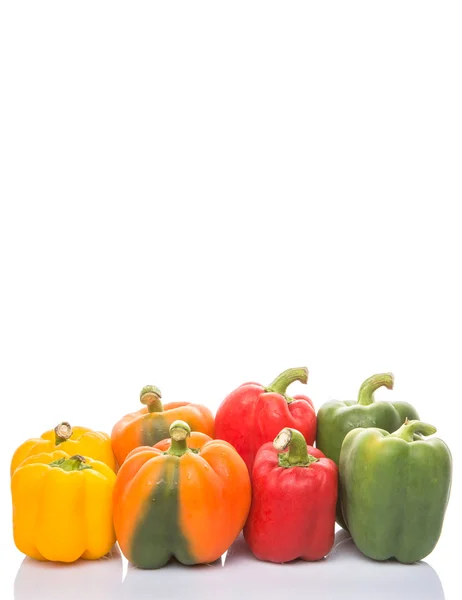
xmin=391 ymin=418 xmax=437 ymax=442
xmin=167 ymin=420 xmax=191 ymax=457
xmin=357 ymin=372 xmax=394 ymax=406
xmin=274 ymin=427 xmax=319 ymax=468
xmin=267 ymin=367 xmax=309 ymax=397
xmin=49 ymin=454 xmax=92 ymax=471
xmin=140 ymin=385 xmax=163 ymax=413
xmin=54 ymin=422 xmax=72 ymax=446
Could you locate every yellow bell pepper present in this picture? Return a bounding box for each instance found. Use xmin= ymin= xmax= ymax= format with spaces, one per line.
xmin=10 ymin=422 xmax=116 ymax=475
xmin=11 ymin=451 xmax=116 ymax=562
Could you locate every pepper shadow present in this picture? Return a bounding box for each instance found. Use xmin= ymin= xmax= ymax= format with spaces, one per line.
xmin=14 ymin=546 xmax=123 ymax=600
xmin=223 ymin=530 xmax=446 ymax=600
xmin=119 ymin=553 xmax=225 ymax=600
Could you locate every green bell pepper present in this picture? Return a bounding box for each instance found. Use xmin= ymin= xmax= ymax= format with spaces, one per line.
xmin=339 ymin=419 xmax=452 ymax=563
xmin=316 ymin=372 xmax=420 ymax=528
xmin=316 ymin=373 xmax=419 ymax=465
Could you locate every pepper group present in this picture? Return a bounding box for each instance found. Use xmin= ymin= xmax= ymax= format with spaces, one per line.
xmin=10 ymin=367 xmax=452 ymax=568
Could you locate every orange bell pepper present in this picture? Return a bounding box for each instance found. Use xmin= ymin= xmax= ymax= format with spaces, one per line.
xmin=111 ymin=385 xmax=214 ymax=465
xmin=113 ymin=420 xmax=250 ymax=568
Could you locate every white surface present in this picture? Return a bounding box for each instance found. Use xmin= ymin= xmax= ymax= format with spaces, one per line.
xmin=8 ymin=533 xmax=451 ymax=600
xmin=0 ymin=2 xmax=461 ymax=599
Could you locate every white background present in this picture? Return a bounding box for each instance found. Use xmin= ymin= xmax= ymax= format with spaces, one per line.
xmin=0 ymin=2 xmax=460 ymax=599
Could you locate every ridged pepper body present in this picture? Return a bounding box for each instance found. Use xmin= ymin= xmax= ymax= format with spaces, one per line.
xmin=340 ymin=420 xmax=452 ymax=563
xmin=244 ymin=428 xmax=338 ymax=562
xmin=11 ymin=423 xmax=116 ymax=475
xmin=113 ymin=421 xmax=250 ymax=569
xmin=111 ymin=385 xmax=214 ymax=465
xmin=215 ymin=367 xmax=316 ymax=472
xmin=12 ymin=451 xmax=116 ymax=562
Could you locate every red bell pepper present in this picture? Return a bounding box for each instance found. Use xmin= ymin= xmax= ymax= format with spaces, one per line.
xmin=215 ymin=367 xmax=316 ymax=472
xmin=244 ymin=427 xmax=338 ymax=563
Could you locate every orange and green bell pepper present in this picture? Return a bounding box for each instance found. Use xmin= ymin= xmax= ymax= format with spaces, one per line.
xmin=113 ymin=420 xmax=250 ymax=568
xmin=111 ymin=385 xmax=215 ymax=465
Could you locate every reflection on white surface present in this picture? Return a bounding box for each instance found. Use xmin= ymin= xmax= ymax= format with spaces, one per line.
xmin=222 ymin=531 xmax=446 ymax=600
xmin=14 ymin=531 xmax=445 ymax=600
xmin=14 ymin=547 xmax=122 ymax=600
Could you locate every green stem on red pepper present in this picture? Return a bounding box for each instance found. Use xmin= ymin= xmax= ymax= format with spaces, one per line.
xmin=274 ymin=427 xmax=319 ymax=468
xmin=267 ymin=367 xmax=308 ymax=400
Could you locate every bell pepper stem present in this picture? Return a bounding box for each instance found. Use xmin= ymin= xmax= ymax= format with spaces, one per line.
xmin=391 ymin=418 xmax=437 ymax=442
xmin=49 ymin=454 xmax=92 ymax=471
xmin=274 ymin=427 xmax=319 ymax=468
xmin=357 ymin=372 xmax=394 ymax=406
xmin=140 ymin=385 xmax=163 ymax=413
xmin=167 ymin=420 xmax=191 ymax=457
xmin=267 ymin=367 xmax=309 ymax=396
xmin=54 ymin=422 xmax=72 ymax=446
